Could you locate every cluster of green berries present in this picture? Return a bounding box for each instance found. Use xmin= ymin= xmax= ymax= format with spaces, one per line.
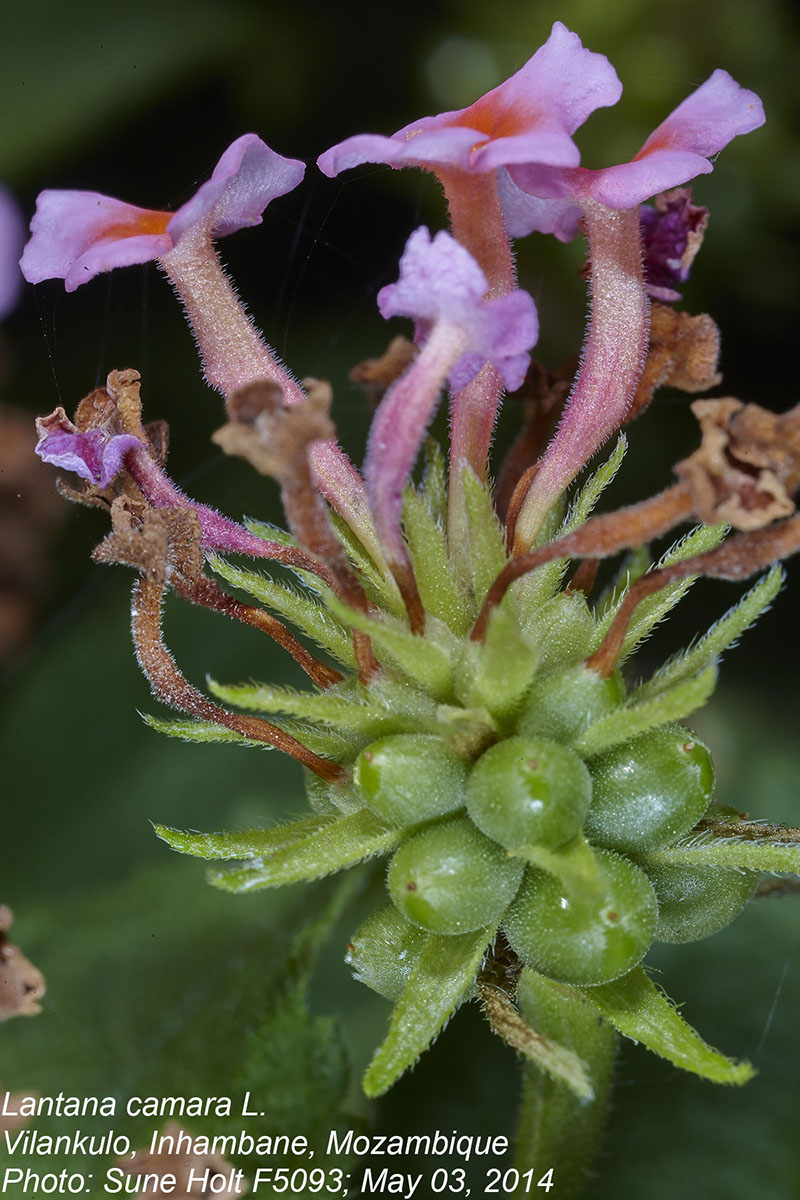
xmin=158 ymin=454 xmax=783 ymax=1094
xmin=346 ymin=669 xmax=751 ymax=994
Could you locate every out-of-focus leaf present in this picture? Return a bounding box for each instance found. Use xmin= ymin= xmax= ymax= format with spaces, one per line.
xmin=1 ymin=0 xmax=248 ymax=180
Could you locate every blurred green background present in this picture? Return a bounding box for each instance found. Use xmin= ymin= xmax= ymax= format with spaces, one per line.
xmin=1 ymin=1 xmax=799 ymax=1196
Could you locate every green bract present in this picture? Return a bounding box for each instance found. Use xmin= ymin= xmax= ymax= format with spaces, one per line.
xmin=156 ymin=445 xmax=785 ymax=1100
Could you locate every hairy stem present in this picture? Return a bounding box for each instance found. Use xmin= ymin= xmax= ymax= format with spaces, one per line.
xmin=159 ymin=228 xmax=385 ymax=566
xmin=513 ymin=203 xmax=649 ymax=550
xmin=514 ymin=972 xmax=617 ymax=1199
xmin=439 ymin=168 xmax=516 ymax=567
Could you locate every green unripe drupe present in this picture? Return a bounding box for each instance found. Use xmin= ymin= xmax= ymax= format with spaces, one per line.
xmin=346 ymin=904 xmax=426 ymax=1000
xmin=354 ymin=734 xmax=467 ymax=826
xmin=583 ymin=726 xmax=714 ymax=854
xmin=503 ymin=847 xmax=657 ymax=985
xmin=466 ymin=736 xmax=592 ymax=852
xmin=646 ymin=864 xmax=757 ymax=944
xmin=518 ymin=664 xmax=625 ymax=744
xmin=387 ymin=816 xmax=524 ymax=935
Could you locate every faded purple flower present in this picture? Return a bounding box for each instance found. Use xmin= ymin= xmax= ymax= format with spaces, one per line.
xmin=318 ymin=23 xmax=621 ymax=178
xmin=378 ymin=227 xmax=537 ymax=392
xmin=502 ymin=69 xmax=764 ymax=238
xmin=20 ymin=135 xmax=305 ymax=292
xmin=640 ymin=189 xmax=709 ymax=302
xmin=0 ymin=186 xmax=25 ymax=319
xmin=35 ymin=409 xmax=141 ymax=489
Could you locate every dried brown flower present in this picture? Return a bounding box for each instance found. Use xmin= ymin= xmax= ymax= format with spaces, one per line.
xmin=0 ymin=907 xmax=46 ymax=1021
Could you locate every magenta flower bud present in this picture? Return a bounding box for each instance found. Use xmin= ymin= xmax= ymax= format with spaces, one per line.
xmin=20 ymin=135 xmax=305 ymax=291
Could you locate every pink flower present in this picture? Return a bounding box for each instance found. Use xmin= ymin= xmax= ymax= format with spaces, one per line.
xmin=364 ymin=228 xmax=537 ymax=576
xmin=502 ymin=70 xmax=765 ymax=238
xmin=318 ymin=23 xmax=621 ymax=178
xmin=20 ymin=135 xmax=305 ymax=292
xmin=377 ymin=227 xmax=537 ymax=392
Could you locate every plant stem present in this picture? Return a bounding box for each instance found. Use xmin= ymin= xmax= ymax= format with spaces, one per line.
xmin=513 ymin=202 xmax=648 ymax=551
xmin=514 ymin=971 xmax=617 ymax=1198
xmin=159 ymin=228 xmax=387 ymax=571
xmin=438 ymin=168 xmax=515 ymax=575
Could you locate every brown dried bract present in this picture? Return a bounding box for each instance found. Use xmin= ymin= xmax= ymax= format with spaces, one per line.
xmin=120 ymin=1123 xmax=249 ymax=1196
xmin=349 ymin=335 xmax=417 ymax=407
xmin=214 ymin=378 xmax=335 ymax=483
xmin=93 ymin=501 xmax=203 ymax=588
xmin=0 ymin=907 xmax=46 ymax=1021
xmin=676 ymin=398 xmax=800 ymax=530
xmin=626 ymin=303 xmax=721 ymax=425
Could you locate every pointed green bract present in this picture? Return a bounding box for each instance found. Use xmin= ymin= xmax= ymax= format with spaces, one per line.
xmin=594 ymin=523 xmax=728 ymax=659
xmin=577 ymin=665 xmax=718 ymax=758
xmin=462 ymin=466 xmax=508 ymax=605
xmin=635 ymin=567 xmax=784 ymax=701
xmin=642 ymin=831 xmax=800 ymax=875
xmin=421 ymin=437 xmax=448 ymax=527
xmin=208 ymin=809 xmax=400 ymax=893
xmin=142 ymin=714 xmax=265 ymax=748
xmin=330 ymin=512 xmax=405 ymax=615
xmin=596 ymin=544 xmax=651 ymax=618
xmin=153 ymin=815 xmax=330 ymax=860
xmin=455 ymin=599 xmax=539 ymax=721
xmin=326 ymin=595 xmax=455 ymax=698
xmin=207 ymin=678 xmax=407 ymax=737
xmin=403 ymin=486 xmax=471 ymax=633
xmin=585 ymin=966 xmax=754 ymax=1084
xmin=208 ymin=553 xmax=356 ymax=667
xmin=362 ymin=926 xmax=492 ymax=1096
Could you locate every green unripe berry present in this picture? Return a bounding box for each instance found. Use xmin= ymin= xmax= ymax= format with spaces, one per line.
xmin=518 ymin=664 xmax=625 ymax=744
xmin=387 ymin=816 xmax=524 ymax=935
xmin=346 ymin=904 xmax=426 ymax=1000
xmin=646 ymin=864 xmax=757 ymax=944
xmin=503 ymin=847 xmax=657 ymax=985
xmin=466 ymin=736 xmax=592 ymax=852
xmin=583 ymin=726 xmax=714 ymax=854
xmin=354 ymin=734 xmax=467 ymax=826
